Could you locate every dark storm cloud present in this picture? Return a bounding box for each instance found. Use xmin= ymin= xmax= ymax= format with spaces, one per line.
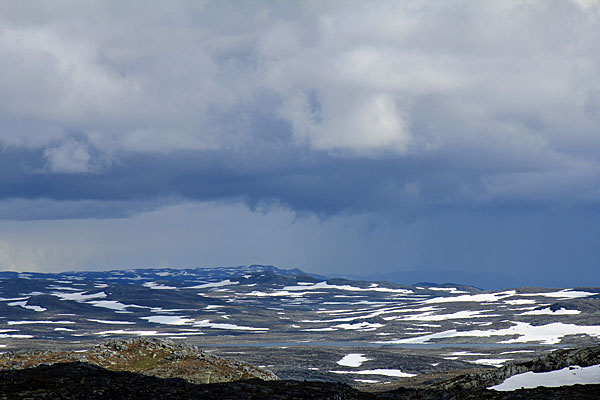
xmin=5 ymin=127 xmax=579 ymax=221
xmin=2 ymin=128 xmax=600 ymax=221
xmin=0 ymin=142 xmax=425 ymax=218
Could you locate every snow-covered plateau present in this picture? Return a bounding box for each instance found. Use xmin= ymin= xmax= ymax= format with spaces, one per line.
xmin=1 ymin=265 xmax=599 ymax=388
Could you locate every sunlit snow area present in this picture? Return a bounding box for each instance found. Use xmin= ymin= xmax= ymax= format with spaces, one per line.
xmin=337 ymin=353 xmax=370 ymax=367
xmin=490 ymin=364 xmax=600 ymax=391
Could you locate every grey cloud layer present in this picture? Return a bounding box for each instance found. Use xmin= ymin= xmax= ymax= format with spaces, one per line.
xmin=2 ymin=0 xmax=600 ymax=218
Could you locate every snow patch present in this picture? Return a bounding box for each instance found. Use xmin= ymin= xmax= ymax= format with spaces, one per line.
xmin=87 ymin=319 xmax=135 ymax=325
xmin=471 ymin=358 xmax=511 ymax=367
xmin=282 ymin=281 xmax=413 ymax=294
xmin=0 ymin=333 xmax=33 ymax=338
xmin=193 ymin=319 xmax=268 ymax=331
xmin=87 ymin=300 xmax=130 ymax=311
xmin=523 ymin=289 xmax=596 ymax=299
xmin=376 ymin=322 xmax=600 ymax=345
xmin=333 ymin=322 xmax=384 ymax=330
xmin=95 ymin=330 xmax=162 ymax=336
xmin=490 ymin=364 xmax=600 ymax=391
xmin=337 ymin=353 xmax=370 ymax=368
xmin=504 ymin=299 xmax=536 ymax=305
xmin=302 ymin=327 xmax=337 ymax=332
xmin=400 ymin=310 xmax=499 ymax=321
xmin=424 ymin=291 xmax=516 ymax=304
xmin=143 ymin=282 xmax=178 ymax=290
xmin=330 ymin=369 xmax=416 ymax=378
xmin=7 ymin=320 xmax=75 ymax=325
xmin=53 ymin=291 xmax=107 ymax=301
xmin=428 ymin=287 xmax=467 ymax=294
xmin=141 ymin=316 xmax=195 ymax=325
xmin=186 ymin=280 xmax=238 ymax=289
xmin=443 ymin=351 xmax=487 ymax=357
xmin=7 ymin=301 xmax=46 ymax=312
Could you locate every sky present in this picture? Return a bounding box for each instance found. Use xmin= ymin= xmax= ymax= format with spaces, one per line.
xmin=1 ymin=0 xmax=600 ymax=289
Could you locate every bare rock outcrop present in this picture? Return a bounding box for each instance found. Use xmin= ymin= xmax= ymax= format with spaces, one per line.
xmin=0 ymin=337 xmax=278 ymax=384
xmin=432 ymin=345 xmax=600 ymax=390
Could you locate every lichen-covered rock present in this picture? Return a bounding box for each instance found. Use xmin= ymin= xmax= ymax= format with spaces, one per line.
xmin=433 ymin=345 xmax=600 ymax=390
xmin=529 ymin=345 xmax=600 ymax=372
xmin=0 ymin=338 xmax=278 ymax=384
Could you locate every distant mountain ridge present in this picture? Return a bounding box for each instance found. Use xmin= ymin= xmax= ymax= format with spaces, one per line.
xmin=0 ymin=264 xmax=317 ymax=283
xmin=0 ymin=264 xmax=530 ymax=291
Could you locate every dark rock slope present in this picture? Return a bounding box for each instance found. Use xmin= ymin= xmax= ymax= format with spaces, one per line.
xmin=0 ymin=340 xmax=599 ymax=399
xmin=433 ymin=344 xmax=600 ymax=390
xmin=0 ymin=361 xmax=599 ymax=399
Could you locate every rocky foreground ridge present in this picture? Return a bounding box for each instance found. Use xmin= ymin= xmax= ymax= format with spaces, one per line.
xmin=432 ymin=344 xmax=600 ymax=390
xmin=0 ymin=339 xmax=599 ymax=399
xmin=0 ymin=338 xmax=277 ymax=384
xmin=0 ymin=362 xmax=599 ymax=400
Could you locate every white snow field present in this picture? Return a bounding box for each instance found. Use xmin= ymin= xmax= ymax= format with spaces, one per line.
xmin=471 ymin=358 xmax=512 ymax=367
xmin=281 ymin=282 xmax=413 ymax=294
xmin=51 ymin=291 xmax=107 ymax=301
xmin=193 ymin=319 xmax=268 ymax=331
xmin=489 ymin=364 xmax=600 ymax=391
xmin=337 ymin=353 xmax=370 ymax=367
xmin=330 ymin=369 xmax=416 ymax=378
xmin=7 ymin=301 xmax=46 ymax=312
xmin=86 ymin=319 xmax=135 ymax=325
xmin=185 ymin=280 xmax=239 ymax=289
xmin=142 ymin=282 xmax=178 ymax=290
xmin=523 ymin=289 xmax=597 ymax=299
xmin=141 ymin=316 xmax=195 ymax=325
xmin=376 ymin=322 xmax=600 ymax=345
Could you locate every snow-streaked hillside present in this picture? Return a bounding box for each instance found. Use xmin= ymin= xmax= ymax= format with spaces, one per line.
xmin=1 ymin=265 xmax=599 ymax=384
